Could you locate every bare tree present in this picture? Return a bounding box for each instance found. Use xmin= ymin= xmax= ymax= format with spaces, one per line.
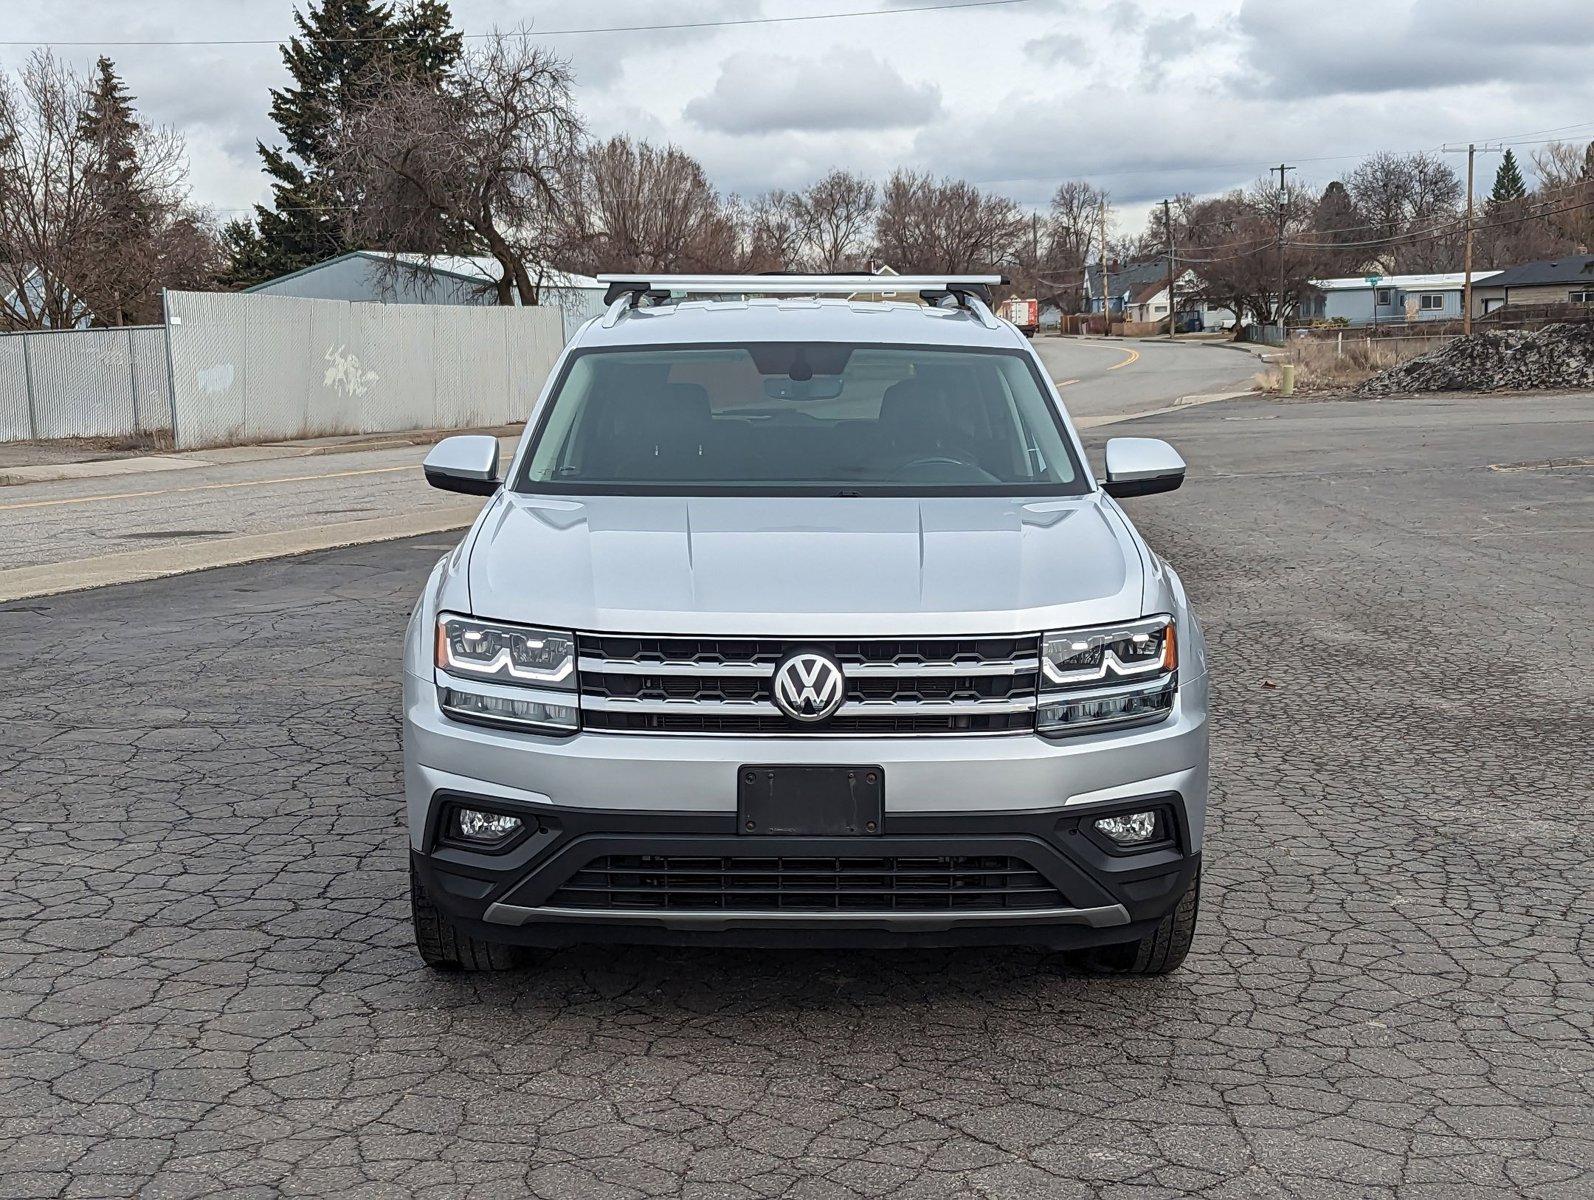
xmin=738 ymin=189 xmax=804 ymax=272
xmin=1047 ymin=180 xmax=1106 ymax=266
xmin=0 ymin=54 xmax=101 ymax=328
xmin=1346 ymin=151 xmax=1462 ymax=271
xmin=788 ymin=169 xmax=875 ymax=272
xmin=557 ymin=135 xmax=739 ymax=275
xmin=1180 ymin=178 xmax=1318 ymax=329
xmin=0 ymin=51 xmax=215 ymax=329
xmin=1531 ymin=139 xmax=1594 ymax=252
xmin=334 ymin=32 xmax=583 ymax=305
xmin=874 ymin=170 xmax=1025 ymax=273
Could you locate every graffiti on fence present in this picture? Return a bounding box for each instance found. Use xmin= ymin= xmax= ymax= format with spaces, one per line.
xmin=323 ymin=345 xmax=379 ymax=397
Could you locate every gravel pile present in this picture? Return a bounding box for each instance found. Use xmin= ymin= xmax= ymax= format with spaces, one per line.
xmin=1358 ymin=322 xmax=1594 ymax=394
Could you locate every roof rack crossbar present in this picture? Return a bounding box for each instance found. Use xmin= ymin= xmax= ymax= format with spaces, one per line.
xmin=594 ymin=273 xmax=1007 ymax=299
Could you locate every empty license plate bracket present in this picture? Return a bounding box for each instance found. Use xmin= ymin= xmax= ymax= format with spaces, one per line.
xmin=737 ymin=765 xmax=884 ymax=836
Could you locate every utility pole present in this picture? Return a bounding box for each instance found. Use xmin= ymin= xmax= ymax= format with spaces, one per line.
xmin=1099 ymin=196 xmax=1111 ymax=337
xmin=1163 ymin=197 xmax=1176 ymax=340
xmin=1463 ymin=146 xmax=1476 ymax=335
xmin=1444 ymin=142 xmax=1502 ymax=335
xmin=1273 ymin=163 xmax=1295 ymax=339
xmin=1032 ymin=211 xmax=1041 ymax=329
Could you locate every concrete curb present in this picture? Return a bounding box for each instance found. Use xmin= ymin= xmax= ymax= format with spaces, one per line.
xmin=0 ymin=505 xmax=482 ymax=604
xmin=0 ymin=425 xmax=523 ymax=487
xmin=0 ymin=457 xmax=213 ymax=486
xmin=1074 ymin=388 xmax=1256 ymax=429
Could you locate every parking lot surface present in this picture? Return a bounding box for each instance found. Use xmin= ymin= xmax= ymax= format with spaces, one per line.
xmin=1 ymin=392 xmax=1590 ymax=1199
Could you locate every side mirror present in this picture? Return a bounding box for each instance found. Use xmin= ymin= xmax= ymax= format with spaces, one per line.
xmin=423 ymin=435 xmax=501 ymax=496
xmin=1102 ymin=437 xmax=1186 ymax=498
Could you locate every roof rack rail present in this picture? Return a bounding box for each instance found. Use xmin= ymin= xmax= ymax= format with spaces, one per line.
xmin=596 ymin=273 xmax=1010 ymax=329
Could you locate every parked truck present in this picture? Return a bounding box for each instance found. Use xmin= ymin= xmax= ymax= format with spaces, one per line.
xmin=1000 ymin=296 xmax=1039 ymax=336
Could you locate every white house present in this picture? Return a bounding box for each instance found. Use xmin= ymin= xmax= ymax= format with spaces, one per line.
xmin=246 ymin=251 xmax=608 ymax=341
xmin=1310 ymin=272 xmax=1501 ymax=326
xmin=1084 ymin=258 xmax=1231 ymax=330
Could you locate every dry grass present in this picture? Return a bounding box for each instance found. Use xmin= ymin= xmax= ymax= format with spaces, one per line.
xmin=1256 ymin=335 xmax=1452 ymax=394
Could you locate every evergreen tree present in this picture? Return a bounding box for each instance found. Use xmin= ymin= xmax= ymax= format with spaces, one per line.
xmin=223 ymin=0 xmax=462 ymax=286
xmin=77 ymin=57 xmax=154 ymax=324
xmin=1490 ymin=148 xmax=1528 ymax=203
xmin=78 ymin=57 xmax=141 ymax=182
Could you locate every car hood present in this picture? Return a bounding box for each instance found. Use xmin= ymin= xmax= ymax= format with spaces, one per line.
xmin=466 ymin=493 xmax=1146 ymax=636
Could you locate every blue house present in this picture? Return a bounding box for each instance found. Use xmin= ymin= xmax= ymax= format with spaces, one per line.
xmin=1309 ymin=272 xmax=1500 ymax=326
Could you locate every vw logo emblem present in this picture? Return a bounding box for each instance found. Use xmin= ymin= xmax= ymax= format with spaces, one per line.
xmin=771 ymin=651 xmax=846 ymax=723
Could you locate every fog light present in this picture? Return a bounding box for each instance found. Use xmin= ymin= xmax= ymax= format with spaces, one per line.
xmin=450 ymin=806 xmax=524 ymax=844
xmin=1093 ymin=810 xmax=1161 ymax=846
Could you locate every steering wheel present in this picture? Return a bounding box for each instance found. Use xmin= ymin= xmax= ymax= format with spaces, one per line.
xmin=890 ymin=454 xmax=999 ymax=482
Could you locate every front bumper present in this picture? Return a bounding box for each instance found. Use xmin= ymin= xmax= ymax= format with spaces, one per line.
xmin=414 ymin=796 xmax=1200 ymax=950
xmin=405 ymin=665 xmax=1208 ymax=950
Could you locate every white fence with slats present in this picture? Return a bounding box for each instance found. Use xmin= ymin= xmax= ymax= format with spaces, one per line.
xmin=0 ymin=326 xmax=172 ymax=442
xmin=0 ymin=290 xmax=569 ymax=447
xmin=163 ymin=290 xmax=566 ymax=449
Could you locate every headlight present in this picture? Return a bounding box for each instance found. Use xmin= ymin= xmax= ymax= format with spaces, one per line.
xmin=1037 ymin=615 xmax=1176 ymax=736
xmin=435 ymin=614 xmax=577 ymax=733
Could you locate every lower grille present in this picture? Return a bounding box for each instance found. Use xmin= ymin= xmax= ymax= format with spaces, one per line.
xmin=585 ymin=711 xmax=1031 ymax=735
xmin=548 ymin=854 xmax=1066 ymax=912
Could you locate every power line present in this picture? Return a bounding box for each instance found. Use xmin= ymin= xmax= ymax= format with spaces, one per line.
xmin=0 ymin=0 xmax=1038 ymax=48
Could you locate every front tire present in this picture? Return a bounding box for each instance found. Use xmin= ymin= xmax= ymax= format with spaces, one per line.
xmin=1070 ymin=868 xmax=1200 ymax=976
xmin=410 ymin=862 xmax=523 ymax=971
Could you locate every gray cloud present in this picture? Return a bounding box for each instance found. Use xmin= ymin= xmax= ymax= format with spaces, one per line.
xmin=1025 ymin=32 xmax=1090 ymax=67
xmin=1141 ymin=15 xmax=1203 ymax=70
xmin=1235 ymin=0 xmax=1594 ymax=97
xmin=3 ymin=0 xmax=1590 ymax=235
xmin=684 ymin=47 xmax=942 ymax=135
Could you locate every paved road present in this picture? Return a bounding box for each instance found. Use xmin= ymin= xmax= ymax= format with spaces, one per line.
xmin=2 ymin=391 xmax=1589 ymax=1198
xmin=1032 ymin=336 xmax=1259 ymax=425
xmin=0 ymin=437 xmax=505 ymax=578
xmin=0 ymin=339 xmax=1254 ymax=598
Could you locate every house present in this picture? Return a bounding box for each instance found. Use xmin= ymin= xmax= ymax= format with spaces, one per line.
xmin=1309 ymin=272 xmax=1500 ymax=326
xmin=245 ymin=251 xmax=608 ymax=341
xmin=1469 ymin=254 xmax=1594 ymax=315
xmin=1083 ymin=259 xmax=1208 ymax=329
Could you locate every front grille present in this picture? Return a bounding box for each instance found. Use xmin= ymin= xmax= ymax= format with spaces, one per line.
xmin=548 ymin=854 xmax=1066 ymax=911
xmin=577 ymin=634 xmax=1039 ymax=736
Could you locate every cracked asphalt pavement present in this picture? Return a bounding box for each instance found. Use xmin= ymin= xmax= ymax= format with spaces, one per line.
xmin=1 ymin=392 xmax=1590 ymax=1199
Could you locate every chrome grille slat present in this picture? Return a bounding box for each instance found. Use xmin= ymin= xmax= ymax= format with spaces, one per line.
xmin=582 ymin=695 xmax=1037 ymax=715
xmin=580 ymin=655 xmax=1040 ymax=678
xmin=578 ymin=633 xmax=1040 ymax=736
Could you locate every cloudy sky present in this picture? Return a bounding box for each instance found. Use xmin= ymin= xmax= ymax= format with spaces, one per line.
xmin=4 ymin=0 xmax=1593 ymax=234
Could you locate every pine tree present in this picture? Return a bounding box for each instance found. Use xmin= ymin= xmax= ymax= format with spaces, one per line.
xmin=1490 ymin=149 xmax=1528 ymax=203
xmin=224 ymin=0 xmax=462 ymax=286
xmin=77 ymin=57 xmax=154 ymax=324
xmin=78 ymin=57 xmax=141 ymax=183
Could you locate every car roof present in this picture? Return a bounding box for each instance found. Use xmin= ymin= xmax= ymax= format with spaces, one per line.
xmin=569 ymin=297 xmax=1030 ymax=351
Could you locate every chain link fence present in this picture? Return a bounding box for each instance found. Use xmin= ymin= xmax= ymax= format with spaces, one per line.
xmin=1 ymin=292 xmax=568 ymax=448
xmin=0 ymin=326 xmax=172 ymax=443
xmin=164 ymin=291 xmax=565 ymax=449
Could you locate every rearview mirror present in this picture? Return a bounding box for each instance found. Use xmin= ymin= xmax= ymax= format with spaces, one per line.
xmin=1101 ymin=437 xmax=1185 ymax=498
xmin=423 ymin=435 xmax=501 ymax=496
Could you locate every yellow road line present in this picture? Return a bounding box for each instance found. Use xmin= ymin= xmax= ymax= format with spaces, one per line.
xmin=1108 ymin=347 xmax=1140 ymax=370
xmin=1055 ymin=377 xmax=1080 ymax=387
xmin=0 ymin=464 xmax=414 ymax=512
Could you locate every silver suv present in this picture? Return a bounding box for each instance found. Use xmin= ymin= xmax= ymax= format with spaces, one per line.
xmin=404 ymin=275 xmax=1208 ymax=974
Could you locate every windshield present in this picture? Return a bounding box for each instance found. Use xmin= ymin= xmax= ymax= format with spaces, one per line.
xmin=516 ymin=342 xmax=1087 ymax=495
